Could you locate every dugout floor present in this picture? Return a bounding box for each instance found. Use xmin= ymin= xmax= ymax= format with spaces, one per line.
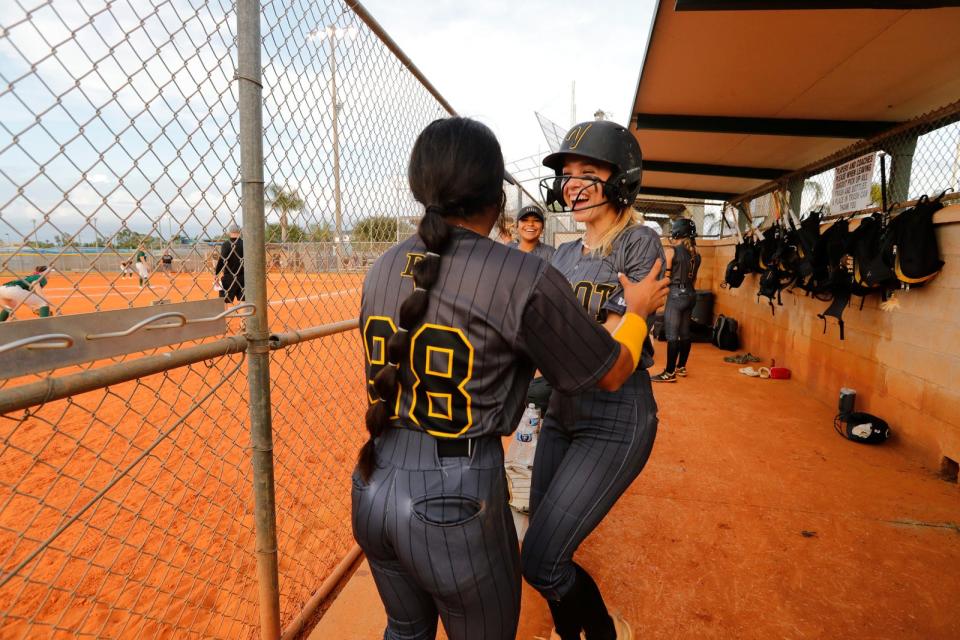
xmin=310 ymin=343 xmax=960 ymax=640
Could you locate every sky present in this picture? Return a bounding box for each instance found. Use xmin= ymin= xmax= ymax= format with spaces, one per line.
xmin=4 ymin=1 xmax=952 ymax=246
xmin=360 ymin=0 xmax=658 ymax=165
xmin=0 ymin=0 xmax=658 ymax=244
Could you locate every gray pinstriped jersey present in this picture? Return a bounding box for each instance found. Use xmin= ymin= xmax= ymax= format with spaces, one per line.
xmin=360 ymin=227 xmax=619 ymax=440
xmin=669 ymin=243 xmax=701 ymax=290
xmin=549 ymin=223 xmax=666 ymax=369
xmin=507 ymin=240 xmax=556 ymax=262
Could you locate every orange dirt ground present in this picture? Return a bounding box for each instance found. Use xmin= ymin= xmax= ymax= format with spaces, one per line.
xmin=0 ymin=271 xmax=368 ymax=639
xmin=313 ymin=343 xmax=960 ymax=640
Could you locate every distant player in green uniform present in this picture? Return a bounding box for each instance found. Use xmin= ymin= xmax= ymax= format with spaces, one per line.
xmin=133 ymin=247 xmax=151 ymax=287
xmin=0 ymin=266 xmax=51 ymax=322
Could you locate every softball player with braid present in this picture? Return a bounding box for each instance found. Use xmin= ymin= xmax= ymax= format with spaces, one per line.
xmin=524 ymin=120 xmax=665 ymax=640
xmin=352 ymin=117 xmax=667 ymax=640
xmin=652 ymin=218 xmax=701 ymax=382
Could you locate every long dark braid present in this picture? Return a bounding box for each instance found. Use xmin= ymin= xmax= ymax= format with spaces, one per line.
xmin=358 ymin=117 xmax=505 ymax=480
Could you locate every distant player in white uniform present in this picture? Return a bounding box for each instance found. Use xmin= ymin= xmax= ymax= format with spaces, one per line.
xmin=0 ymin=266 xmax=51 ymax=322
xmin=133 ymin=247 xmax=151 ymax=288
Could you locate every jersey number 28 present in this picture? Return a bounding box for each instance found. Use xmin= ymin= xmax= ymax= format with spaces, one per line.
xmin=363 ymin=316 xmax=474 ymax=438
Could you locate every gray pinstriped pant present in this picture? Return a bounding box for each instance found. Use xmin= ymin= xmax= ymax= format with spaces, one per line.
xmin=664 ymin=288 xmax=695 ymax=341
xmin=352 ymin=427 xmax=521 ymax=640
xmin=522 ymin=370 xmax=658 ymax=601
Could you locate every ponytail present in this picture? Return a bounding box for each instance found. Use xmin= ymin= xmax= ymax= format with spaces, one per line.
xmin=358 ymin=116 xmax=504 ymax=480
xmin=357 ymin=206 xmax=453 ymax=480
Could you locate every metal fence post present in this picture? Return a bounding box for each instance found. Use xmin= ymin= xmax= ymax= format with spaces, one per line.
xmin=237 ymin=1 xmax=282 ymax=639
xmin=884 ymin=133 xmax=919 ymax=205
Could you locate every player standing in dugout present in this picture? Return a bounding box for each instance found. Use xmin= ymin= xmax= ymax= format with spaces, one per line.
xmin=352 ymin=116 xmax=667 ymax=640
xmin=651 ymin=217 xmax=702 ymax=382
xmin=509 ymin=204 xmax=558 ymax=414
xmin=508 ymin=204 xmax=556 ymax=261
xmin=522 ymin=120 xmax=665 ymax=639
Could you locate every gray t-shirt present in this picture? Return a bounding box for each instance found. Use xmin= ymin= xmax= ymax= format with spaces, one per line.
xmin=361 ymin=227 xmax=620 ymax=439
xmin=508 ymin=240 xmax=556 ymax=262
xmin=550 ymin=224 xmax=666 ymax=369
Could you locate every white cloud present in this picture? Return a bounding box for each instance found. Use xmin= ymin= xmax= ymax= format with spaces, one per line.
xmin=360 ymin=0 xmax=657 ymax=163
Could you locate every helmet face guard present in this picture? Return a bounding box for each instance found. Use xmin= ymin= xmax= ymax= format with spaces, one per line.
xmin=538 ymin=168 xmax=642 ymax=213
xmin=541 ymin=120 xmax=643 ymax=213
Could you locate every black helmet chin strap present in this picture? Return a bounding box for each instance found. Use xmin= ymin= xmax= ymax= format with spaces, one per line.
xmin=539 ymin=171 xmax=638 ymax=214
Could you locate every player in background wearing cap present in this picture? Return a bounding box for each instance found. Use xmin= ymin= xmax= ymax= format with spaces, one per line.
xmin=509 ymin=205 xmax=556 ymax=262
xmin=510 ymin=205 xmax=558 ymax=414
xmin=523 ymin=120 xmax=665 ymax=639
xmin=215 ymin=224 xmax=244 ymax=304
xmin=352 ymin=116 xmax=667 ymax=640
xmin=651 ymin=217 xmax=701 ymax=383
xmin=0 ymin=265 xmax=51 ymax=322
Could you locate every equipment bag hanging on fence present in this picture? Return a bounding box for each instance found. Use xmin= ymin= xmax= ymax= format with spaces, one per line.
xmin=755 ymin=223 xmax=796 ymax=314
xmin=850 ymin=212 xmax=896 ymax=295
xmin=723 ymin=246 xmax=747 ymax=288
xmin=887 ymin=191 xmax=947 ymax=287
xmin=816 ymin=219 xmax=854 ymax=340
xmin=721 ymin=204 xmax=748 ymax=289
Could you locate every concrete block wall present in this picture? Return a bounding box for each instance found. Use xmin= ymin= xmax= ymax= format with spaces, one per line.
xmin=693 ymin=205 xmax=960 ymax=471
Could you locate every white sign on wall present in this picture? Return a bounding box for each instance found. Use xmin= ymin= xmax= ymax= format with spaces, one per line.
xmin=830 ymin=153 xmax=877 ymax=214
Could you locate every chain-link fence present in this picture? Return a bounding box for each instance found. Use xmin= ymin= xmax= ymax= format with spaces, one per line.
xmin=0 ymin=0 xmax=476 ymax=638
xmin=725 ymin=101 xmax=960 ymax=232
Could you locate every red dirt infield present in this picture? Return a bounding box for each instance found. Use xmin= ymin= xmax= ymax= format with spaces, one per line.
xmin=0 ymin=270 xmax=368 ymax=638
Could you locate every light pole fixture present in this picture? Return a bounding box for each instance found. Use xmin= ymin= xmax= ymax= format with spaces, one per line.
xmin=309 ymin=25 xmax=357 ymax=264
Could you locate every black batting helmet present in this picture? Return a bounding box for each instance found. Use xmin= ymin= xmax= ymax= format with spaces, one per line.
xmin=541 ymin=120 xmax=643 ymax=210
xmin=670 ymin=218 xmax=697 ymax=239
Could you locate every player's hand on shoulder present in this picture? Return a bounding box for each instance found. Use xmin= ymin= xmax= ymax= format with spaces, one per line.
xmin=618 ymin=258 xmax=667 ymax=317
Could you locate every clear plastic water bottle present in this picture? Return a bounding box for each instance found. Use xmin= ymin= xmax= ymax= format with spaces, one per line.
xmin=513 ymin=403 xmax=540 ymax=468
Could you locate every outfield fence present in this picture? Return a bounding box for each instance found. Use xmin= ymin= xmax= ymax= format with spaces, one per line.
xmin=0 ymin=1 xmax=468 ymax=638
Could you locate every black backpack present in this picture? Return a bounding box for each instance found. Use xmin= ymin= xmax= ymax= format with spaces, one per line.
xmin=815 ymin=219 xmax=854 ymax=339
xmin=886 ymin=192 xmax=946 ymax=287
xmin=850 ymin=213 xmax=896 ymax=294
xmin=738 ymin=236 xmax=761 ymax=274
xmin=785 ymin=216 xmax=815 ymax=281
xmin=724 ymin=234 xmax=761 ymax=289
xmin=723 ymin=258 xmax=746 ymax=288
xmin=711 ymin=315 xmax=740 ymax=351
xmin=756 ymin=224 xmax=796 ymax=313
xmin=800 ymin=212 xmax=836 ymax=297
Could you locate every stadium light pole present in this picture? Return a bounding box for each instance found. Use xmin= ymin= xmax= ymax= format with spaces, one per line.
xmin=310 ymin=25 xmax=355 ymax=268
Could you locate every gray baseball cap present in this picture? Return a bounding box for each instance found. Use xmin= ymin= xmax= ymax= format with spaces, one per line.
xmin=228 ymin=223 xmax=241 ymax=234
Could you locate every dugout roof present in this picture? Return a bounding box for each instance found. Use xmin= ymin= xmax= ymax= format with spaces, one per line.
xmin=630 ymin=1 xmax=960 ymax=203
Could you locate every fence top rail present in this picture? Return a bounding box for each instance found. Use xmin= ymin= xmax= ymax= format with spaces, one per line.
xmin=0 ymin=318 xmax=360 ymax=415
xmin=346 ymin=0 xmax=455 ymax=116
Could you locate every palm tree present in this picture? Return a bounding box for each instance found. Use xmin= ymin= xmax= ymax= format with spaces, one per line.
xmin=265 ymin=184 xmax=305 ymax=243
